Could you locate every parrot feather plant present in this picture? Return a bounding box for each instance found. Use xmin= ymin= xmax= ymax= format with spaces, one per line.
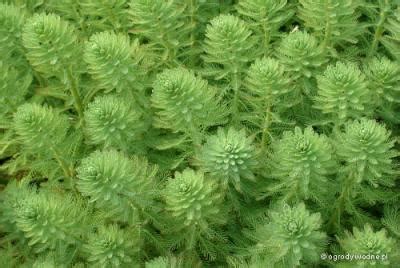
xmin=1 ymin=0 xmax=400 ymax=267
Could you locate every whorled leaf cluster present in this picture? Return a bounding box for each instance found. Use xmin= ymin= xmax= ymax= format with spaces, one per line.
xmin=1 ymin=1 xmax=400 ymax=267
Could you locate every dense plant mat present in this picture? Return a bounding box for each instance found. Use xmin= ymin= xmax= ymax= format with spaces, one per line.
xmin=1 ymin=0 xmax=400 ymax=267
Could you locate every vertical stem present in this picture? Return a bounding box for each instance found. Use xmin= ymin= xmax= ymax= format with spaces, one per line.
xmin=188 ymin=123 xmax=202 ymax=148
xmin=321 ymin=0 xmax=332 ymax=53
xmin=231 ymin=69 xmax=241 ymax=126
xmin=186 ymin=226 xmax=197 ymax=251
xmin=260 ymin=103 xmax=272 ymax=151
xmin=368 ymin=0 xmax=389 ymax=58
xmin=66 ymin=67 xmax=84 ymax=124
xmin=328 ymin=168 xmax=362 ymax=231
xmin=186 ymin=0 xmax=197 ymax=66
xmin=261 ymin=22 xmax=271 ymax=56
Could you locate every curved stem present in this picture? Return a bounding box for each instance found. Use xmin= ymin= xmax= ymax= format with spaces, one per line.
xmin=50 ymin=146 xmax=73 ymax=178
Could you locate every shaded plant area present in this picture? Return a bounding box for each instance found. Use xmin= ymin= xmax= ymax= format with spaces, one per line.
xmin=1 ymin=0 xmax=400 ymax=267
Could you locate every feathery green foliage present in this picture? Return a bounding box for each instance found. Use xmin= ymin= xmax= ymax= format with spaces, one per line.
xmin=84 ymin=224 xmax=140 ymax=268
xmin=298 ymin=0 xmax=362 ymax=50
xmin=14 ymin=190 xmax=86 ymax=253
xmin=382 ymin=6 xmax=400 ymax=60
xmin=84 ymin=94 xmax=144 ymax=150
xmin=337 ymin=224 xmax=400 ymax=266
xmin=329 ymin=118 xmax=398 ymax=230
xmin=22 ymin=13 xmax=80 ymax=80
xmin=364 ymin=57 xmax=400 ymax=107
xmin=84 ymin=31 xmax=141 ymax=93
xmin=0 ymin=63 xmax=31 ymax=117
xmin=314 ymin=62 xmax=371 ymax=123
xmin=236 ymin=0 xmax=294 ymax=53
xmin=196 ymin=127 xmax=258 ymax=192
xmin=244 ymin=203 xmax=327 ymax=267
xmin=76 ymin=149 xmax=157 ymax=221
xmin=79 ymin=0 xmax=130 ymax=33
xmin=0 ymin=3 xmax=27 ymax=63
xmin=164 ymin=168 xmax=223 ymax=227
xmin=151 ymin=67 xmax=223 ymax=143
xmin=129 ymin=0 xmax=188 ymax=65
xmin=13 ymin=103 xmax=69 ymax=151
xmin=264 ymin=127 xmax=336 ymax=204
xmin=276 ymin=30 xmax=326 ymax=81
xmin=1 ymin=1 xmax=400 ymax=267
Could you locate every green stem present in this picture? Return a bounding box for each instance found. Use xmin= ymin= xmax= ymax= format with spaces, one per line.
xmin=186 ymin=0 xmax=197 ymax=66
xmin=231 ymin=69 xmax=241 ymax=126
xmin=185 ymin=225 xmax=197 ymax=252
xmin=66 ymin=68 xmax=84 ymax=124
xmin=328 ymin=167 xmax=362 ymax=231
xmin=188 ymin=121 xmax=202 ymax=148
xmin=368 ymin=0 xmax=390 ymax=58
xmin=261 ymin=22 xmax=271 ymax=55
xmin=50 ymin=146 xmax=73 ymax=178
xmin=321 ymin=0 xmax=332 ymax=52
xmin=260 ymin=103 xmax=272 ymax=151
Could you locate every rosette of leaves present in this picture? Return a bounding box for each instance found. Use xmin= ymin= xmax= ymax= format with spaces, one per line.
xmin=243 ymin=57 xmax=295 ymax=144
xmin=13 ymin=103 xmax=69 ymax=152
xmin=336 ymin=224 xmax=399 ymax=267
xmin=335 ymin=118 xmax=397 ymax=186
xmin=236 ymin=0 xmax=294 ymax=53
xmin=314 ymin=62 xmax=371 ymax=124
xmin=84 ymin=224 xmax=140 ymax=268
xmin=329 ymin=119 xmax=398 ymax=229
xmin=129 ymin=0 xmax=188 ymax=64
xmin=13 ymin=189 xmax=86 ymax=253
xmin=22 ymin=12 xmax=80 ymax=80
xmin=276 ymin=31 xmax=326 ymax=81
xmin=84 ymin=94 xmax=144 ymax=151
xmin=164 ymin=169 xmax=226 ymax=254
xmin=12 ymin=103 xmax=78 ymax=179
xmin=364 ymin=57 xmax=400 ymax=110
xmin=203 ymin=14 xmax=257 ymax=80
xmin=196 ymin=127 xmax=258 ymax=193
xmin=84 ymin=31 xmax=142 ymax=93
xmin=165 ymin=168 xmax=223 ymax=227
xmin=244 ymin=203 xmax=327 ymax=267
xmin=151 ymin=67 xmax=223 ymax=144
xmin=245 ymin=57 xmax=292 ymax=101
xmin=298 ymin=0 xmax=362 ymax=50
xmin=265 ymin=127 xmax=336 ymax=205
xmin=0 ymin=3 xmax=27 ymax=63
xmin=76 ymin=149 xmax=158 ymax=221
